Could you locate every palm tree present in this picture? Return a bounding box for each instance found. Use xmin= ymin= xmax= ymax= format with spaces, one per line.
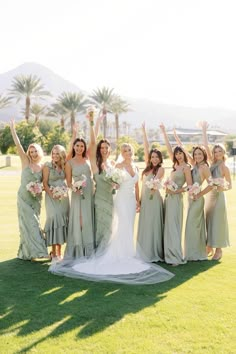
xmin=30 ymin=103 xmax=47 ymax=126
xmin=9 ymin=74 xmax=51 ymax=122
xmin=110 ymin=95 xmax=130 ymax=157
xmin=90 ymin=87 xmax=114 ymax=138
xmin=57 ymin=92 xmax=87 ymax=133
xmin=47 ymin=103 xmax=69 ymax=129
xmin=0 ymin=94 xmax=12 ymax=109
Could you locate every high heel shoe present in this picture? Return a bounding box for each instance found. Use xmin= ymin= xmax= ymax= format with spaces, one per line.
xmin=212 ymin=250 xmax=222 ymax=261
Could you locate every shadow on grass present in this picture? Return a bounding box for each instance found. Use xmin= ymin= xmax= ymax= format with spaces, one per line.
xmin=0 ymin=258 xmax=218 ymax=353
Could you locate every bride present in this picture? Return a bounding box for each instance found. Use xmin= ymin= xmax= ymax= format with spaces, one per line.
xmin=49 ymin=143 xmax=174 ymax=284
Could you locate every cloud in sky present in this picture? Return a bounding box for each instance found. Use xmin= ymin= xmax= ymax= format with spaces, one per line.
xmin=1 ymin=0 xmax=236 ymax=110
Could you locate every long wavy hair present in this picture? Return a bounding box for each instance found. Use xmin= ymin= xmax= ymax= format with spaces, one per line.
xmin=172 ymin=146 xmax=189 ymax=171
xmin=142 ymin=148 xmax=163 ymax=178
xmin=51 ymin=145 xmax=67 ymax=171
xmin=212 ymin=143 xmax=227 ymax=163
xmin=192 ymin=145 xmax=209 ymax=166
xmin=71 ymin=138 xmax=87 ymax=158
xmin=26 ymin=143 xmax=44 ymax=163
xmin=96 ymin=139 xmax=111 ymax=174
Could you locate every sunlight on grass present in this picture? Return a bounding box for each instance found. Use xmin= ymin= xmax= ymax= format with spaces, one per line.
xmin=105 ymin=289 xmax=121 ymax=297
xmin=40 ymin=287 xmax=63 ymax=296
xmin=59 ymin=290 xmax=88 ymax=305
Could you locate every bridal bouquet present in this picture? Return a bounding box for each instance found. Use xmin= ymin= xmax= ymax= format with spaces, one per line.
xmin=163 ymin=178 xmax=178 ymax=192
xmin=50 ymin=185 xmax=68 ymax=200
xmin=104 ymin=167 xmax=125 ymax=194
xmin=86 ymin=105 xmax=96 ymax=125
xmin=145 ymin=178 xmax=163 ymax=200
xmin=26 ymin=181 xmax=43 ymax=197
xmin=71 ymin=175 xmax=87 ymax=199
xmin=208 ymin=176 xmax=229 ymax=190
xmin=188 ymin=182 xmax=201 ymax=199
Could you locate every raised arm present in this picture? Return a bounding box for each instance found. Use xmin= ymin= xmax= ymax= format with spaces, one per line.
xmin=173 ymin=128 xmax=194 ymax=165
xmin=88 ymin=114 xmax=98 ymax=173
xmin=141 ymin=122 xmax=149 ymax=165
xmin=9 ymin=118 xmax=29 ymax=166
xmin=66 ymin=123 xmax=78 ymax=161
xmin=200 ymin=121 xmax=212 ymax=162
xmin=159 ymin=123 xmax=173 ymax=161
xmin=94 ymin=113 xmax=105 ymax=138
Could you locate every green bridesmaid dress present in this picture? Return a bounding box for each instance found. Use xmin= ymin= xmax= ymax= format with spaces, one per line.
xmin=94 ymin=172 xmax=113 ymax=251
xmin=44 ymin=162 xmax=69 ymax=247
xmin=184 ymin=166 xmax=207 ymax=261
xmin=205 ymin=162 xmax=230 ymax=248
xmin=137 ymin=173 xmax=164 ymax=262
xmin=164 ymin=170 xmax=186 ymax=265
xmin=17 ymin=167 xmax=48 ymax=260
xmin=64 ymin=160 xmax=94 ymax=258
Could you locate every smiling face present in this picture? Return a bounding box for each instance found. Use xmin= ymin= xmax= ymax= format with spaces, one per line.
xmin=174 ymin=150 xmax=184 ymax=163
xmin=52 ymin=148 xmax=61 ymax=164
xmin=121 ymin=144 xmax=133 ymax=160
xmin=213 ymin=146 xmax=225 ymax=161
xmin=74 ymin=141 xmax=85 ymax=156
xmin=100 ymin=142 xmax=110 ymax=159
xmin=150 ymin=151 xmax=161 ymax=166
xmin=193 ymin=148 xmax=204 ymax=164
xmin=27 ymin=143 xmax=43 ymax=163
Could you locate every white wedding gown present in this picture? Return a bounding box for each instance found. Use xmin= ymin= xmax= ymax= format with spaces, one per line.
xmin=49 ymin=169 xmax=174 ymax=284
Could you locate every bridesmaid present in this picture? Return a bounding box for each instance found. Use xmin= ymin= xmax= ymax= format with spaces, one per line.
xmin=64 ymin=137 xmax=94 ymax=258
xmin=137 ymin=123 xmax=165 ymax=262
xmin=43 ymin=145 xmax=69 ymax=260
xmin=87 ymin=112 xmax=114 ymax=251
xmin=173 ymin=131 xmax=212 ymax=260
xmin=9 ymin=119 xmax=48 ymax=261
xmin=160 ymin=123 xmax=192 ymax=266
xmin=202 ymin=121 xmax=232 ymax=260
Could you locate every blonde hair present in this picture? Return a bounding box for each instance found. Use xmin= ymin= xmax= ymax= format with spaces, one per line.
xmin=212 ymin=143 xmax=227 ymax=163
xmin=51 ymin=145 xmax=67 ymax=171
xmin=27 ymin=143 xmax=44 ymax=162
xmin=120 ymin=143 xmax=134 ymax=157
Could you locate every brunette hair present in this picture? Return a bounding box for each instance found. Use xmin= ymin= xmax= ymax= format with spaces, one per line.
xmin=192 ymin=145 xmax=209 ymax=166
xmin=172 ymin=146 xmax=189 ymax=171
xmin=96 ymin=139 xmax=111 ymax=174
xmin=142 ymin=148 xmax=163 ymax=178
xmin=71 ymin=138 xmax=87 ymax=158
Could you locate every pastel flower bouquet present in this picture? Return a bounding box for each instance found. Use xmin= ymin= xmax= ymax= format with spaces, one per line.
xmin=71 ymin=174 xmax=87 ymax=199
xmin=86 ymin=105 xmax=96 ymax=126
xmin=104 ymin=167 xmax=125 ymax=194
xmin=208 ymin=176 xmax=229 ymax=190
xmin=26 ymin=181 xmax=43 ymax=198
xmin=145 ymin=177 xmax=163 ymax=200
xmin=188 ymin=182 xmax=201 ymax=199
xmin=163 ymin=178 xmax=178 ymax=192
xmin=50 ymin=185 xmax=68 ymax=200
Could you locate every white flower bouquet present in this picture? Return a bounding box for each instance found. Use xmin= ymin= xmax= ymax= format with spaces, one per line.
xmin=26 ymin=181 xmax=43 ymax=197
xmin=104 ymin=167 xmax=125 ymax=194
xmin=50 ymin=185 xmax=68 ymax=200
xmin=208 ymin=176 xmax=229 ymax=190
xmin=71 ymin=174 xmax=87 ymax=199
xmin=188 ymin=182 xmax=201 ymax=199
xmin=163 ymin=178 xmax=178 ymax=192
xmin=145 ymin=177 xmax=163 ymax=200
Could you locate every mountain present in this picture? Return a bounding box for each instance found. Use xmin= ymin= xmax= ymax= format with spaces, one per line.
xmin=0 ymin=62 xmax=236 ymax=133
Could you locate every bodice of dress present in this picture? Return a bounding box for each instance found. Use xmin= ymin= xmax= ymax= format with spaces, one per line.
xmin=210 ymin=161 xmax=223 ymax=178
xmin=119 ymin=168 xmax=139 ymax=196
xmin=45 ymin=162 xmax=66 ymax=187
xmin=192 ymin=166 xmax=203 ymax=186
xmin=69 ymin=160 xmax=92 ymax=182
xmin=20 ymin=166 xmax=42 ymax=186
xmin=170 ymin=169 xmax=185 ymax=188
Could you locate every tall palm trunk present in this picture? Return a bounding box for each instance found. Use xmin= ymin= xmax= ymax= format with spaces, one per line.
xmin=60 ymin=116 xmax=65 ymax=129
xmin=25 ymin=96 xmax=30 ymax=123
xmin=102 ymin=108 xmax=107 ymax=138
xmin=70 ymin=111 xmax=75 ymax=134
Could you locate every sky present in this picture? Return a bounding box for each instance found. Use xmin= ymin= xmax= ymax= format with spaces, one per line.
xmin=1 ymin=0 xmax=236 ymax=110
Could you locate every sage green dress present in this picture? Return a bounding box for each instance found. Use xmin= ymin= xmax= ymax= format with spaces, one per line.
xmin=137 ymin=173 xmax=164 ymax=262
xmin=205 ymin=162 xmax=230 ymax=248
xmin=44 ymin=162 xmax=69 ymax=247
xmin=185 ymin=166 xmax=207 ymax=261
xmin=94 ymin=172 xmax=113 ymax=251
xmin=64 ymin=160 xmax=94 ymax=258
xmin=164 ymin=170 xmax=186 ymax=265
xmin=17 ymin=166 xmax=48 ymax=260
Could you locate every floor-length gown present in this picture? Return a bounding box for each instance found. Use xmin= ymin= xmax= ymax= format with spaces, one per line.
xmin=64 ymin=160 xmax=94 ymax=258
xmin=17 ymin=167 xmax=48 ymax=260
xmin=205 ymin=161 xmax=230 ymax=248
xmin=94 ymin=172 xmax=113 ymax=251
xmin=184 ymin=166 xmax=207 ymax=261
xmin=44 ymin=162 xmax=69 ymax=247
xmin=137 ymin=173 xmax=164 ymax=262
xmin=49 ymin=168 xmax=174 ymax=284
xmin=164 ymin=170 xmax=186 ymax=265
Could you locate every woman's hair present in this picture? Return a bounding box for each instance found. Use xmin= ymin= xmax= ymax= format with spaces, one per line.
xmin=96 ymin=139 xmax=111 ymax=174
xmin=51 ymin=145 xmax=67 ymax=171
xmin=172 ymin=146 xmax=189 ymax=171
xmin=120 ymin=143 xmax=134 ymax=157
xmin=192 ymin=145 xmax=209 ymax=166
xmin=212 ymin=143 xmax=227 ymax=163
xmin=142 ymin=148 xmax=163 ymax=178
xmin=26 ymin=143 xmax=44 ymax=162
xmin=71 ymin=138 xmax=87 ymax=158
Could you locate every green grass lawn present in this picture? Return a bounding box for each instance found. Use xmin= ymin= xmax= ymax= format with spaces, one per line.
xmin=0 ymin=157 xmax=235 ymax=354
